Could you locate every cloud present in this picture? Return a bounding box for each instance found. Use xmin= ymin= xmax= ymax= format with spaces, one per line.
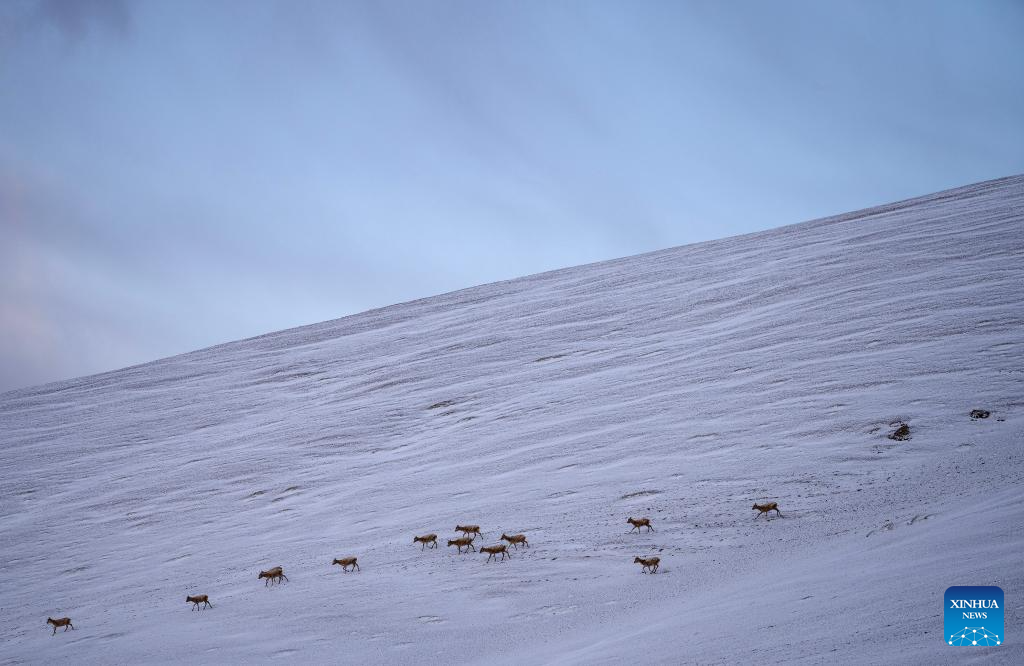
xmin=0 ymin=167 xmax=154 ymax=392
xmin=6 ymin=0 xmax=131 ymax=46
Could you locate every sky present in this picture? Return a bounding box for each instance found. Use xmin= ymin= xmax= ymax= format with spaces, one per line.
xmin=1 ymin=0 xmax=1022 ymax=393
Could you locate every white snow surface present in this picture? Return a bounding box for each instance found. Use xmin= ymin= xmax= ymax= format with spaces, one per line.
xmin=2 ymin=176 xmax=1023 ymax=665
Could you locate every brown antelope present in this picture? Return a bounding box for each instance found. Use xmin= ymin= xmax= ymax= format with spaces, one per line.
xmin=634 ymin=556 xmax=660 ymax=573
xmin=480 ymin=544 xmax=510 ymax=563
xmin=332 ymin=557 xmax=360 ymax=572
xmin=258 ymin=566 xmax=289 ymax=585
xmin=455 ymin=524 xmax=482 ymax=539
xmin=447 ymin=537 xmax=476 ymax=553
xmin=413 ymin=534 xmax=438 ymax=550
xmin=500 ymin=533 xmax=529 ymax=549
xmin=627 ymin=517 xmax=654 ymax=533
xmin=46 ymin=617 xmax=74 ymax=635
xmin=186 ymin=594 xmax=212 ymax=610
xmin=752 ymin=502 xmax=783 ymax=519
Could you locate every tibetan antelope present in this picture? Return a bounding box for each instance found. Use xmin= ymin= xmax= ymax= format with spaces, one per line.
xmin=634 ymin=556 xmax=660 ymax=573
xmin=752 ymin=502 xmax=783 ymax=519
xmin=332 ymin=557 xmax=360 ymax=572
xmin=447 ymin=537 xmax=476 ymax=553
xmin=413 ymin=534 xmax=438 ymax=550
xmin=258 ymin=566 xmax=289 ymax=585
xmin=480 ymin=544 xmax=510 ymax=563
xmin=627 ymin=517 xmax=654 ymax=533
xmin=46 ymin=617 xmax=74 ymax=634
xmin=500 ymin=533 xmax=529 ymax=549
xmin=455 ymin=525 xmax=482 ymax=539
xmin=186 ymin=594 xmax=212 ymax=610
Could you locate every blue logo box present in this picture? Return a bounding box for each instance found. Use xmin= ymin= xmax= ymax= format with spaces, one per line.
xmin=945 ymin=586 xmax=1004 ymax=646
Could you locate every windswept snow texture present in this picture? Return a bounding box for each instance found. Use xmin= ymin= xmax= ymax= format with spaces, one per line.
xmin=2 ymin=176 xmax=1024 ymax=665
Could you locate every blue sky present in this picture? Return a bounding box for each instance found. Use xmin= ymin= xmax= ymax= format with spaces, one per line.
xmin=1 ymin=0 xmax=1022 ymax=392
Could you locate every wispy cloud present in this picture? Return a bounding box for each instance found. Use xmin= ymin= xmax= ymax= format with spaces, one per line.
xmin=0 ymin=0 xmax=130 ymax=53
xmin=32 ymin=0 xmax=130 ymax=40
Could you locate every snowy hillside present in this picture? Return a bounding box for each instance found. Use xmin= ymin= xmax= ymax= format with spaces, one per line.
xmin=1 ymin=175 xmax=1022 ymax=664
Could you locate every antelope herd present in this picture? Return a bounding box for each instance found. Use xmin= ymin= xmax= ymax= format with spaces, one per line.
xmin=45 ymin=502 xmax=785 ymax=635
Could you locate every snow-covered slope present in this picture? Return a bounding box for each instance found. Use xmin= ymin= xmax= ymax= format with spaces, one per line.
xmin=2 ymin=176 xmax=1023 ymax=665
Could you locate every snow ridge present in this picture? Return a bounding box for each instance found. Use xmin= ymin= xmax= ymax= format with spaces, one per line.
xmin=1 ymin=175 xmax=1023 ymax=664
